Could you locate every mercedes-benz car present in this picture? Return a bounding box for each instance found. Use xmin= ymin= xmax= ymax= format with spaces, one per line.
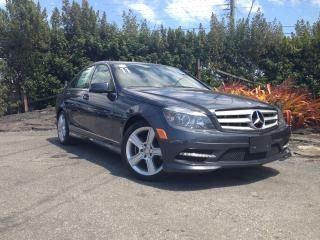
xmin=56 ymin=61 xmax=291 ymax=180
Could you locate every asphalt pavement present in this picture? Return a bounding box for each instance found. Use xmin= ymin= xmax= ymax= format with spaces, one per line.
xmin=0 ymin=130 xmax=319 ymax=240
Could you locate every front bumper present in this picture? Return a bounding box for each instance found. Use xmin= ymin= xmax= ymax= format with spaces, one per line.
xmin=160 ymin=125 xmax=291 ymax=173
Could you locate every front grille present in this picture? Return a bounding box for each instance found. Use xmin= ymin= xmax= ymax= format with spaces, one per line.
xmin=214 ymin=109 xmax=278 ymax=131
xmin=219 ymin=149 xmax=246 ymax=161
xmin=219 ymin=146 xmax=280 ymax=162
xmin=219 ymin=149 xmax=268 ymax=162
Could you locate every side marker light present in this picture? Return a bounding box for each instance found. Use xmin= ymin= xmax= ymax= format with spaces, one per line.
xmin=156 ymin=128 xmax=168 ymax=140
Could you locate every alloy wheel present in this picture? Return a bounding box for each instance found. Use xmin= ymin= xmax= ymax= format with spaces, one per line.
xmin=57 ymin=113 xmax=67 ymax=142
xmin=126 ymin=127 xmax=163 ymax=176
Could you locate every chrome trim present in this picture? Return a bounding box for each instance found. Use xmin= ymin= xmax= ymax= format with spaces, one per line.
xmin=213 ymin=109 xmax=278 ymax=131
xmin=218 ymin=118 xmax=251 ymax=123
xmin=213 ymin=109 xmax=277 ymax=115
xmin=89 ymin=138 xmax=121 ymax=154
xmin=70 ymin=125 xmax=120 ymax=144
xmin=265 ymin=116 xmax=278 ymax=121
xmin=69 ymin=129 xmax=121 ymax=154
xmin=282 ymin=143 xmax=289 ymax=149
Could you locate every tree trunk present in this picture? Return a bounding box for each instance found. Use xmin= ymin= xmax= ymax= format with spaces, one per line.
xmin=22 ymin=88 xmax=29 ymax=112
xmin=196 ymin=58 xmax=201 ymax=80
xmin=16 ymin=84 xmax=22 ymax=113
xmin=19 ymin=85 xmax=29 ymax=113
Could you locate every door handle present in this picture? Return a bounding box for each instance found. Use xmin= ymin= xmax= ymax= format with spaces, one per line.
xmin=83 ymin=93 xmax=89 ymax=100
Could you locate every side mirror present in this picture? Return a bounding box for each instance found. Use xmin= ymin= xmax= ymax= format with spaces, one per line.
xmin=89 ymin=82 xmax=113 ymax=93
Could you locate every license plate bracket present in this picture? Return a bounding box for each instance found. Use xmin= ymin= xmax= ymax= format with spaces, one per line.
xmin=249 ymin=136 xmax=272 ymax=153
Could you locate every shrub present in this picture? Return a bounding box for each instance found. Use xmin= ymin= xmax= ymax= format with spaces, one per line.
xmin=215 ymin=81 xmax=320 ymax=129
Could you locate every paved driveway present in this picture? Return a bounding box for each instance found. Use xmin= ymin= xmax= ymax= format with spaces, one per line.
xmin=0 ymin=130 xmax=319 ymax=240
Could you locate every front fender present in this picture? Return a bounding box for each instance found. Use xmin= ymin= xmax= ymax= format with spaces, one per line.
xmin=121 ymin=103 xmax=167 ymax=138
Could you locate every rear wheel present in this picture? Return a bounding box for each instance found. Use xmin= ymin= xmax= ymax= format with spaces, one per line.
xmin=122 ymin=121 xmax=164 ymax=180
xmin=57 ymin=111 xmax=72 ymax=145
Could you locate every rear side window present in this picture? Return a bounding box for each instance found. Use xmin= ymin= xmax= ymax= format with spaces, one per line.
xmin=70 ymin=66 xmax=94 ymax=89
xmin=91 ymin=65 xmax=112 ymax=85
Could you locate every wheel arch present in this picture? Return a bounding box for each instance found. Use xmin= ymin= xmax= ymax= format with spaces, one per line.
xmin=56 ymin=106 xmax=70 ymax=127
xmin=122 ymin=114 xmax=149 ymax=137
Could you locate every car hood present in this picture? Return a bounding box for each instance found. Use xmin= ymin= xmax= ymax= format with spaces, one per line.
xmin=124 ymin=87 xmax=274 ymax=113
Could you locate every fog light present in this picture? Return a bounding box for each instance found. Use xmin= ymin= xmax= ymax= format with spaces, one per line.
xmin=282 ymin=143 xmax=289 ymax=149
xmin=179 ymin=152 xmax=216 ymax=158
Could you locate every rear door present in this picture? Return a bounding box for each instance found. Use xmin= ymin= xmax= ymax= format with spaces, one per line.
xmin=64 ymin=65 xmax=95 ymax=130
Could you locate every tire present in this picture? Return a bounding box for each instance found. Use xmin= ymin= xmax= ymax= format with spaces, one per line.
xmin=57 ymin=111 xmax=73 ymax=145
xmin=122 ymin=121 xmax=165 ymax=181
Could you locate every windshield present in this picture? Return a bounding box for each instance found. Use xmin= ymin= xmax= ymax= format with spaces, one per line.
xmin=112 ymin=63 xmax=208 ymax=89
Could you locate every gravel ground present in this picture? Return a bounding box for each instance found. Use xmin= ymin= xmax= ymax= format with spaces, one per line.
xmin=0 ymin=108 xmax=56 ymax=132
xmin=0 ymin=110 xmax=319 ymax=240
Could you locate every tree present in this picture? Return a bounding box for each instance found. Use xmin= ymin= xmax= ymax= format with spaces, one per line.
xmin=207 ymin=14 xmax=225 ymax=69
xmin=0 ymin=0 xmax=51 ymax=112
xmin=0 ymin=0 xmax=320 ymax=115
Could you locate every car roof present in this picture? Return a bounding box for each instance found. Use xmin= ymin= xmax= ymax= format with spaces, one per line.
xmin=93 ymin=61 xmax=162 ymax=66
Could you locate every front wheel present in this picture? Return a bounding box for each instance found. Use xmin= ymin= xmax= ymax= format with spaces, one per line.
xmin=122 ymin=121 xmax=164 ymax=181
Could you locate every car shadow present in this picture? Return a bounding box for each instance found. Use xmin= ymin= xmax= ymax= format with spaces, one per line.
xmin=46 ymin=137 xmax=279 ymax=191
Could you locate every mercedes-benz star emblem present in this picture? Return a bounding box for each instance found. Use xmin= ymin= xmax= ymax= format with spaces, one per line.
xmin=251 ymin=111 xmax=265 ymax=129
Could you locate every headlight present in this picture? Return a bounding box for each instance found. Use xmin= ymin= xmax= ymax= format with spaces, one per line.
xmin=163 ymin=107 xmax=215 ymax=130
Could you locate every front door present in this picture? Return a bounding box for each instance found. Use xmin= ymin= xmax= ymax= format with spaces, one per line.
xmin=86 ymin=64 xmax=116 ymax=143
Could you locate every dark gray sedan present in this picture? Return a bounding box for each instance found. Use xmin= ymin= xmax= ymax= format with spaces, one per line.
xmin=56 ymin=61 xmax=291 ymax=180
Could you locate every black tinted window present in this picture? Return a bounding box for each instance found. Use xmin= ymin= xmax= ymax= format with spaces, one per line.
xmin=91 ymin=65 xmax=112 ymax=85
